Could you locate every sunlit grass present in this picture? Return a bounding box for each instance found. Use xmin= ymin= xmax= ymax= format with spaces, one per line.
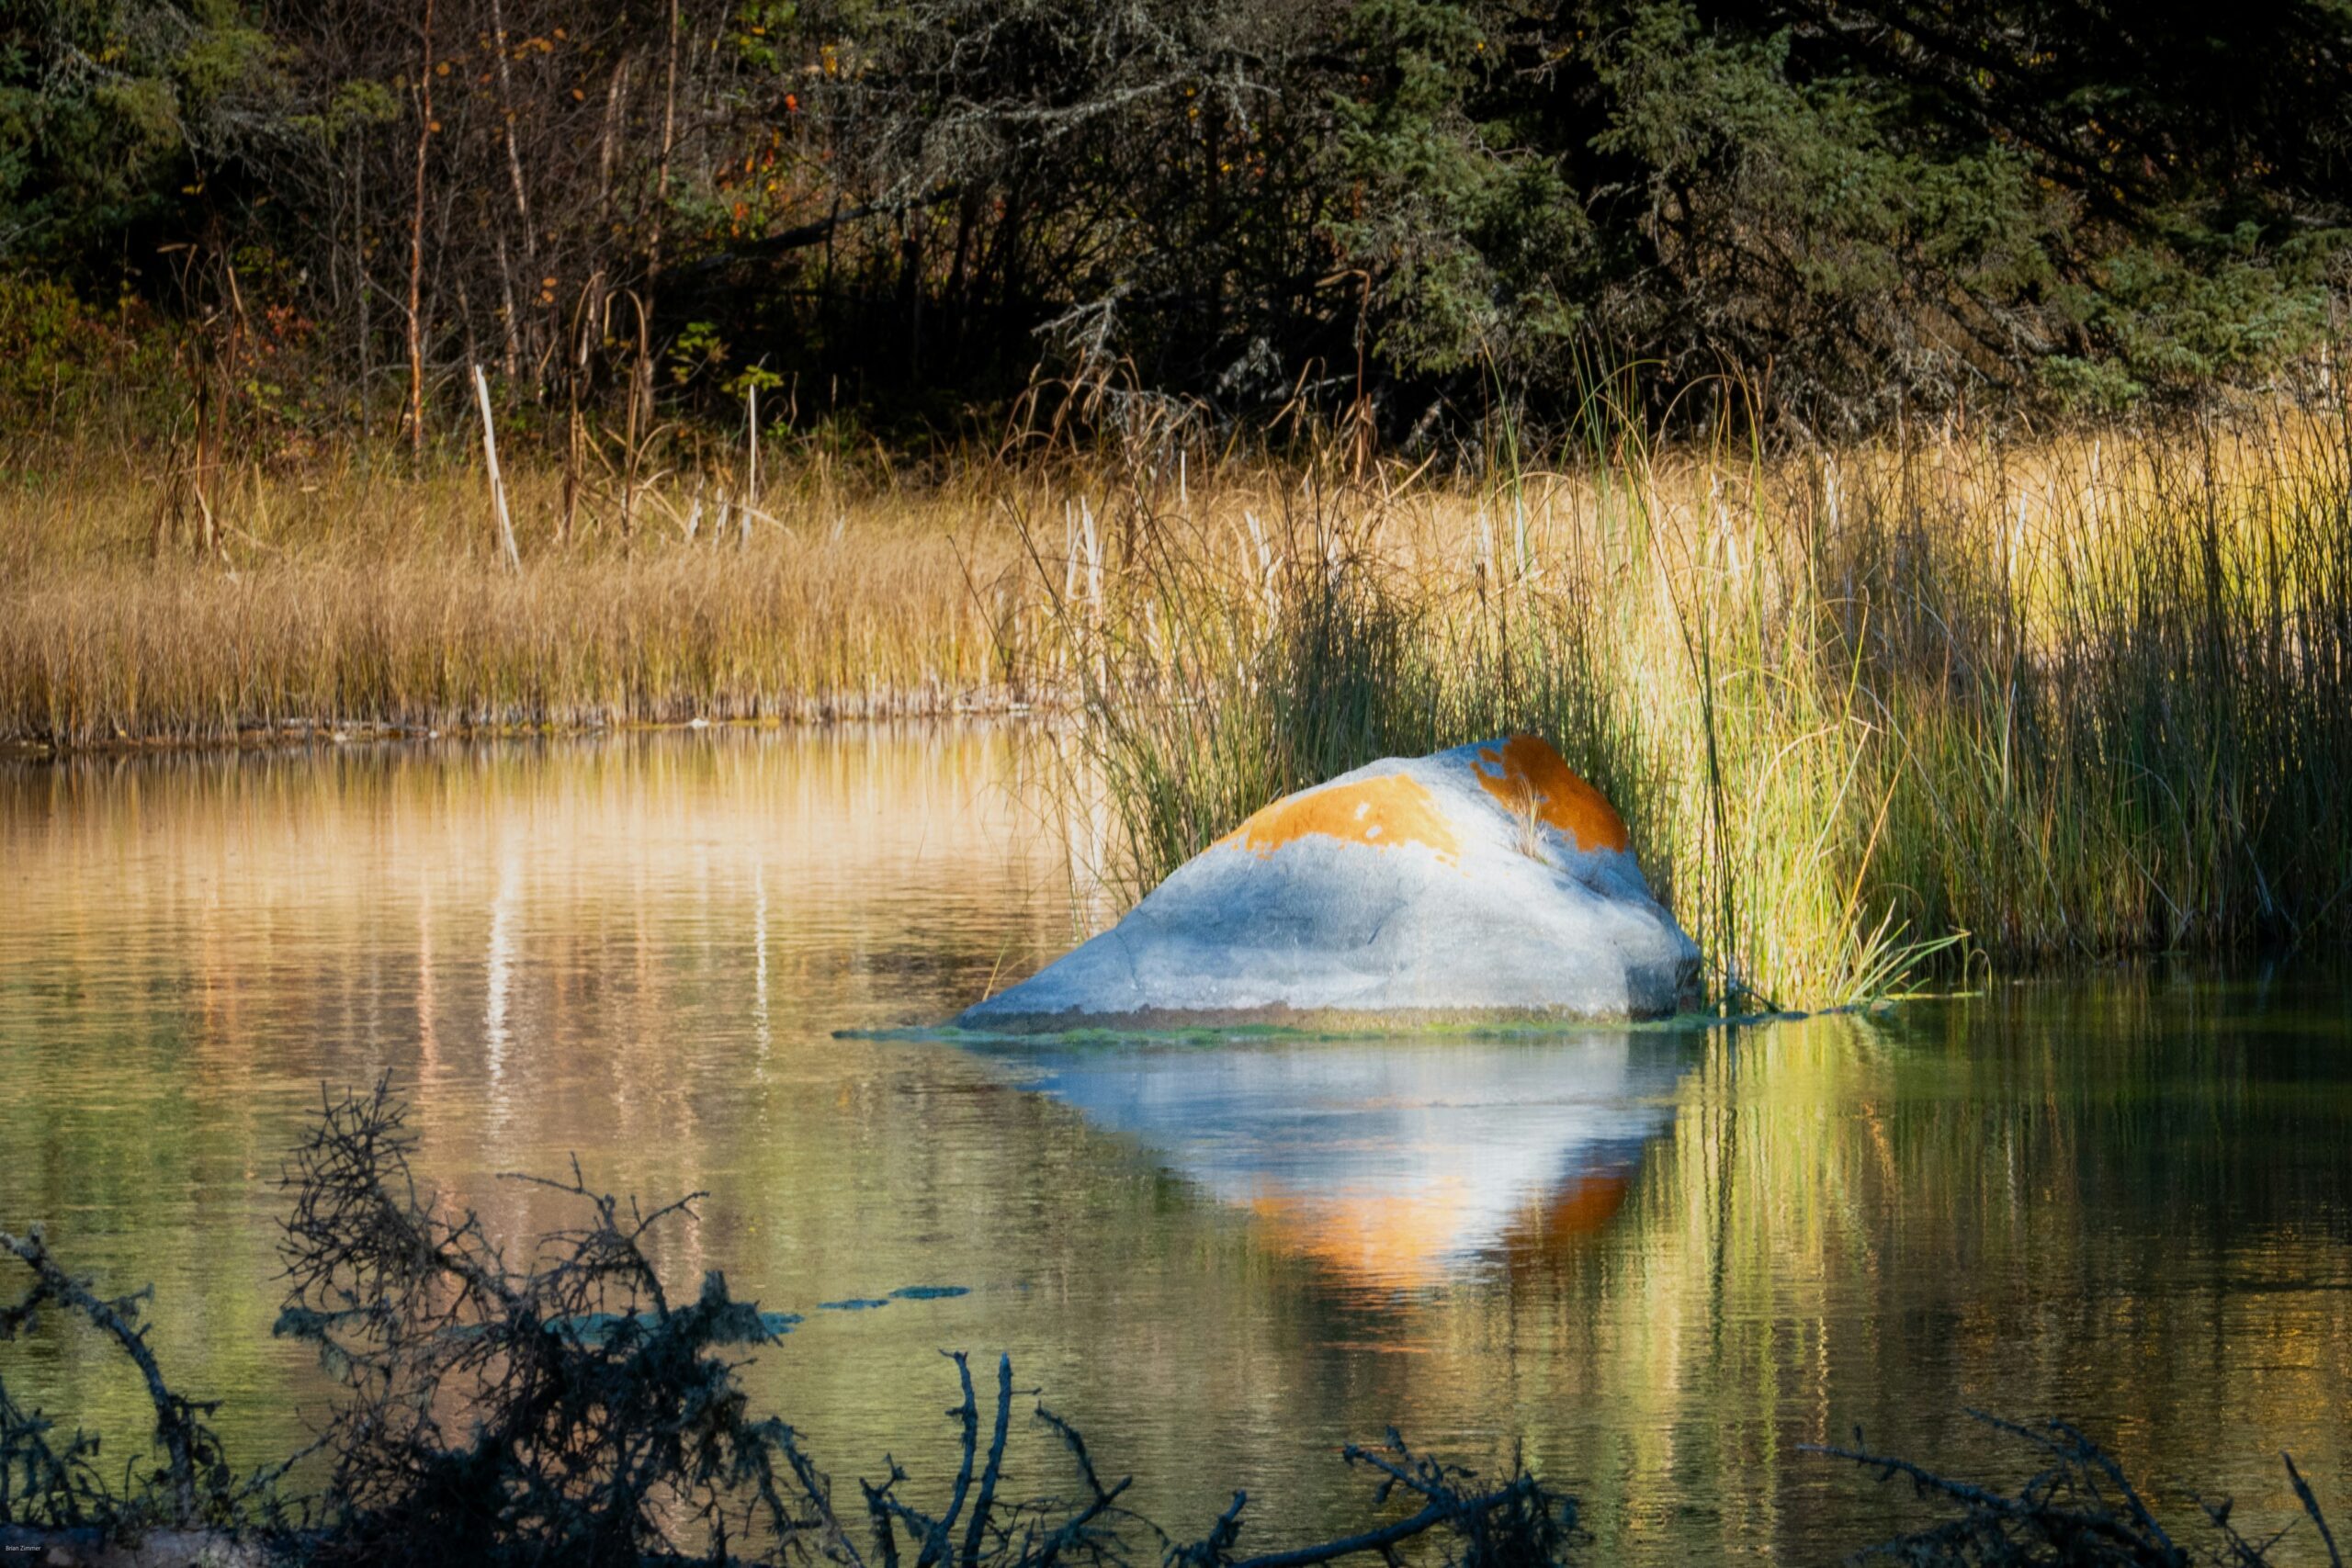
xmin=6 ymin=398 xmax=2347 ymax=1005
xmin=1019 ymin=399 xmax=2352 ymax=1007
xmin=0 ymin=440 xmax=1034 ymax=742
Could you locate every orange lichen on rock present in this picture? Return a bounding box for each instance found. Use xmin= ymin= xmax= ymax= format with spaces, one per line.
xmin=1217 ymin=773 xmax=1461 ymax=862
xmin=1474 ymin=734 xmax=1630 ymax=853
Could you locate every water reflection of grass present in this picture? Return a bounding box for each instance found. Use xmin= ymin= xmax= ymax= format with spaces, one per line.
xmin=4 ymin=1081 xmax=1584 ymax=1566
xmin=5 ymin=732 xmax=2347 ymax=1562
xmin=0 ymin=728 xmax=1091 ymax=1488
xmin=1467 ymin=990 xmax=2352 ymax=1561
xmin=3 ymin=976 xmax=2346 ymax=1559
xmin=5 ymin=1056 xmax=2346 ymax=1566
xmin=808 ymin=981 xmax=2352 ymax=1560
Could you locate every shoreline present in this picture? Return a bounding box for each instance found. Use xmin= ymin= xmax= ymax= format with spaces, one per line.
xmin=0 ymin=699 xmax=1055 ymax=761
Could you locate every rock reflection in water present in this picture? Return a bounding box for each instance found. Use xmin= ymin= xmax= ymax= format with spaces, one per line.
xmin=980 ymin=1034 xmax=1696 ymax=1290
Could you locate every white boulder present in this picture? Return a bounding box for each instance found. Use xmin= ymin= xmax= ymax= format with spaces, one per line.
xmin=958 ymin=734 xmax=1700 ymax=1031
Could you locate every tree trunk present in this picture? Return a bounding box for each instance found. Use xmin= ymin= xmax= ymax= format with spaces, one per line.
xmin=404 ymin=0 xmax=436 ymax=457
xmin=652 ymin=0 xmax=679 ymax=284
xmin=487 ymin=0 xmax=537 ymax=380
xmin=474 ymin=366 xmax=521 ymax=571
xmin=493 ymin=235 xmax=522 ymax=380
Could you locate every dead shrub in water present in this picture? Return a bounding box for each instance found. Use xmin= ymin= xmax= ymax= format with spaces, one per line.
xmin=0 ymin=1226 xmax=303 ymax=1543
xmin=271 ymin=1079 xmax=834 ymax=1565
xmin=5 ymin=1078 xmax=1580 ymax=1567
xmin=1811 ymin=1413 xmax=2341 ymax=1567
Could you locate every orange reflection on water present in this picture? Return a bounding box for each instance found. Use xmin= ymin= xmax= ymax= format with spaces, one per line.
xmin=1249 ymin=1166 xmax=1636 ymax=1290
xmin=990 ymin=1034 xmax=1686 ymax=1293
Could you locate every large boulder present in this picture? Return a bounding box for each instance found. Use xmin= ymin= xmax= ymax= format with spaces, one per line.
xmin=958 ymin=734 xmax=1700 ymax=1031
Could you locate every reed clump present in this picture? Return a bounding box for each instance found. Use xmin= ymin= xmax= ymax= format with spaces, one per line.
xmin=1020 ymin=399 xmax=2352 ymax=1008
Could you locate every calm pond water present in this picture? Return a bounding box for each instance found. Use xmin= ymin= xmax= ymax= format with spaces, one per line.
xmin=2 ymin=727 xmax=2348 ymax=1562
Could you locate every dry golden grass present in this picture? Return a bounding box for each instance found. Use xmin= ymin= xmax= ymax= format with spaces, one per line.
xmin=6 ymin=401 xmax=2347 ymax=1005
xmin=0 ymin=443 xmax=1037 ymax=744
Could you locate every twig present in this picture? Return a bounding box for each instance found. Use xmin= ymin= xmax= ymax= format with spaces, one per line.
xmin=960 ymin=1354 xmax=1012 ymax=1568
xmin=1227 ymin=1496 xmax=1455 ymax=1568
xmin=0 ymin=1228 xmax=208 ymax=1525
xmin=922 ymin=1352 xmax=981 ymax=1568
xmin=2288 ymin=1453 xmax=2343 ymax=1568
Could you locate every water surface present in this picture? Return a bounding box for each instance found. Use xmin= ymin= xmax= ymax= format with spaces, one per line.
xmin=3 ymin=728 xmax=2347 ymax=1562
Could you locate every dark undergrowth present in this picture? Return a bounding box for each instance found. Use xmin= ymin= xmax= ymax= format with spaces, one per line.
xmin=2 ymin=1081 xmax=2340 ymax=1567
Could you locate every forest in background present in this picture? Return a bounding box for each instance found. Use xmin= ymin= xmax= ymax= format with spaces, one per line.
xmin=4 ymin=0 xmax=2350 ymax=459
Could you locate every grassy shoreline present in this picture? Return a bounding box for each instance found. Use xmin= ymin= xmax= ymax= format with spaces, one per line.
xmin=0 ymin=445 xmax=1036 ymax=748
xmin=8 ymin=400 xmax=2351 ymax=1004
xmin=1026 ymin=400 xmax=2352 ymax=1004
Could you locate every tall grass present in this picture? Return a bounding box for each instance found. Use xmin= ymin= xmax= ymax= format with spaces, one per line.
xmin=1020 ymin=398 xmax=2352 ymax=1007
xmin=0 ymin=438 xmax=1039 ymax=743
xmin=6 ymin=398 xmax=2349 ymax=1004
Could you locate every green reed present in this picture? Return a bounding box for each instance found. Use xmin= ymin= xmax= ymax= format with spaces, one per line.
xmin=1030 ymin=400 xmax=2352 ymax=1009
